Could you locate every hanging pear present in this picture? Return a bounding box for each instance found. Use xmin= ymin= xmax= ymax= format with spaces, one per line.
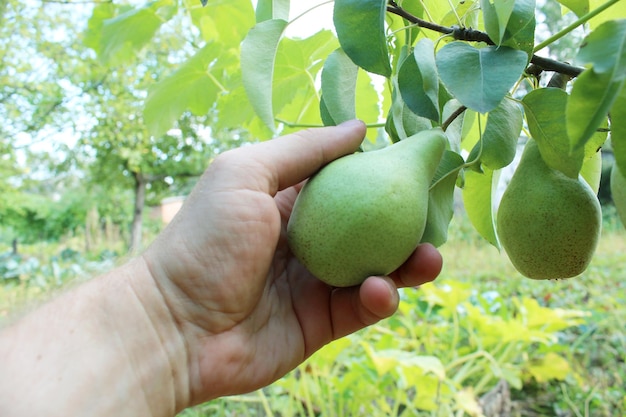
xmin=497 ymin=140 xmax=602 ymax=280
xmin=287 ymin=128 xmax=447 ymax=287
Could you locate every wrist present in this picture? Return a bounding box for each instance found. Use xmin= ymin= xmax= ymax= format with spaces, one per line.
xmin=0 ymin=257 xmax=191 ymax=416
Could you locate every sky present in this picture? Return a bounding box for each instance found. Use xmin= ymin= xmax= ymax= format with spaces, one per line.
xmin=284 ymin=1 xmax=335 ymax=37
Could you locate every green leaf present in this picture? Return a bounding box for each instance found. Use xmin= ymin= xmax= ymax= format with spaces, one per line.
xmin=321 ymin=49 xmax=358 ymax=125
xmin=436 ymin=42 xmax=527 ymax=113
xmin=480 ymin=0 xmax=500 ymax=45
xmin=576 ymin=19 xmax=626 ymax=81
xmin=319 ymin=96 xmax=335 ymax=126
xmin=480 ymin=0 xmax=516 ymax=46
xmin=556 ymin=0 xmax=589 ymax=17
xmin=528 ymin=352 xmax=571 ymax=383
xmin=386 ymin=84 xmax=433 ymax=142
xmin=463 ymin=168 xmax=500 ymax=248
xmin=273 ymin=30 xmax=338 ymax=123
xmin=241 ymin=19 xmax=288 ymax=132
xmin=333 ymin=0 xmax=391 ymax=77
xmin=522 ymin=88 xmax=583 ymax=178
xmin=421 ymin=150 xmax=464 ymax=247
xmin=580 ymin=150 xmax=602 ymax=193
xmin=398 ymin=39 xmax=440 ymax=122
xmin=84 ymin=3 xmax=115 ymax=52
xmin=189 ymin=0 xmax=255 ymax=47
xmin=566 ymin=68 xmax=624 ymax=152
xmin=356 ymin=71 xmax=383 ymax=141
xmin=589 ymin=0 xmax=626 ymax=29
xmin=610 ymin=83 xmax=626 ymax=177
xmin=144 ymin=43 xmax=223 ymax=137
xmin=500 ymin=0 xmax=536 ymax=58
xmin=98 ymin=1 xmax=172 ymax=65
xmin=468 ymin=98 xmax=523 ymax=170
xmin=255 ymin=0 xmax=290 ymax=22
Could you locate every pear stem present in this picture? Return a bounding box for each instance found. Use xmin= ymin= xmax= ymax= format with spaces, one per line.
xmin=441 ymin=105 xmax=467 ymax=132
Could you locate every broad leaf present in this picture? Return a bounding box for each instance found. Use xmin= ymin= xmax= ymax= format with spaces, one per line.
xmin=241 ymin=19 xmax=288 ymax=131
xmin=580 ymin=150 xmax=602 ymax=193
xmin=589 ymin=0 xmax=626 ymax=29
xmin=576 ymin=19 xmax=626 ymax=81
xmin=468 ymin=98 xmax=523 ymax=170
xmin=566 ymin=68 xmax=623 ymax=152
xmin=334 ymin=0 xmax=391 ymax=77
xmin=610 ymin=83 xmax=626 ymax=178
xmin=523 ymin=88 xmax=583 ymax=178
xmin=255 ymin=0 xmax=290 ymax=22
xmin=188 ymin=0 xmax=255 ymax=46
xmin=144 ymin=43 xmax=223 ymax=137
xmin=356 ymin=71 xmax=383 ymax=141
xmin=436 ymin=43 xmax=527 ymax=113
xmin=98 ymin=1 xmax=175 ymax=65
xmin=463 ymin=168 xmax=500 ymax=248
xmin=321 ymin=49 xmax=358 ymax=125
xmin=480 ymin=0 xmax=516 ymax=46
xmin=398 ymin=39 xmax=440 ymax=122
xmin=421 ymin=150 xmax=464 ymax=247
xmin=319 ymin=96 xmax=335 ymax=126
xmin=386 ymin=84 xmax=433 ymax=143
xmin=556 ymin=0 xmax=589 ymax=17
xmin=273 ymin=31 xmax=338 ymax=123
xmin=500 ymin=0 xmax=536 ymax=58
xmin=386 ymin=1 xmax=423 ymax=56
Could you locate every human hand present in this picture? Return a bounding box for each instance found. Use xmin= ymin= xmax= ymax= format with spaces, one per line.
xmin=142 ymin=120 xmax=443 ymax=407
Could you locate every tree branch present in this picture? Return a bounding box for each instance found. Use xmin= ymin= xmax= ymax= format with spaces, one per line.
xmin=386 ymin=1 xmax=584 ymax=78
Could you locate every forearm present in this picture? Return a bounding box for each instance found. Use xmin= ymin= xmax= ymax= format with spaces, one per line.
xmin=0 ymin=257 xmax=190 ymax=417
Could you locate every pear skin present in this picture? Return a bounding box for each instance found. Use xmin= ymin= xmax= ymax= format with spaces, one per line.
xmin=287 ymin=128 xmax=447 ymax=287
xmin=497 ymin=140 xmax=602 ymax=280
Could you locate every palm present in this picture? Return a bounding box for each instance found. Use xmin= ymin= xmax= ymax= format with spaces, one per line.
xmin=183 ymin=185 xmax=334 ymax=401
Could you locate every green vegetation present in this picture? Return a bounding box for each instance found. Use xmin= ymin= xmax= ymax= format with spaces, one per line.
xmin=2 ymin=0 xmax=626 ymax=414
xmin=2 ymin=213 xmax=623 ymax=416
xmin=180 ymin=214 xmax=626 ymax=416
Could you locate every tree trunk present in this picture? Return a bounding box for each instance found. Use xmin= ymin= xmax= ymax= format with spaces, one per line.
xmin=129 ymin=172 xmax=147 ymax=254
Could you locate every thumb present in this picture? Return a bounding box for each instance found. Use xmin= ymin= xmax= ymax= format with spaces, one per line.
xmin=214 ymin=120 xmax=366 ymax=194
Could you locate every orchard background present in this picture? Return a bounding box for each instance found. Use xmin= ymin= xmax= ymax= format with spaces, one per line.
xmin=1 ymin=0 xmax=626 ymax=415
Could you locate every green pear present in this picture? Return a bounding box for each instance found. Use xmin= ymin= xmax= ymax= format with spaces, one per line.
xmin=611 ymin=164 xmax=626 ymax=227
xmin=287 ymin=128 xmax=447 ymax=287
xmin=497 ymin=140 xmax=602 ymax=280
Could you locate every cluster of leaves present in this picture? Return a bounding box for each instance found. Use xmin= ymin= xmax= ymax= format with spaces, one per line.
xmin=239 ymin=0 xmax=626 ymax=250
xmin=89 ymin=0 xmax=620 ymax=254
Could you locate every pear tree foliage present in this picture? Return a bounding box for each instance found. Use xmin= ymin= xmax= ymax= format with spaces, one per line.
xmin=87 ymin=0 xmax=626 ymax=261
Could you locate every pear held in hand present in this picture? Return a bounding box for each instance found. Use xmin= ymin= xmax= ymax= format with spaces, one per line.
xmin=287 ymin=128 xmax=447 ymax=287
xmin=497 ymin=140 xmax=602 ymax=280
